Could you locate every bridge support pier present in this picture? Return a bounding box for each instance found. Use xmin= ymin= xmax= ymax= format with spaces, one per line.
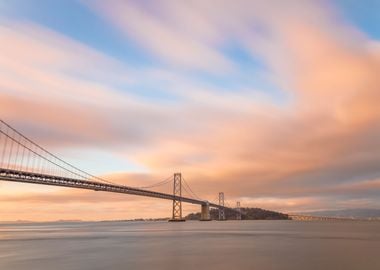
xmin=169 ymin=173 xmax=186 ymax=222
xmin=200 ymin=202 xmax=211 ymax=221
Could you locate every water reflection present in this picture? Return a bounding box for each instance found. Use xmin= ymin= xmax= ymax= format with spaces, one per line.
xmin=0 ymin=220 xmax=379 ymax=270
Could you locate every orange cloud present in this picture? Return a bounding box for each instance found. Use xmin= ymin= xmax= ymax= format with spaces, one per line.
xmin=1 ymin=1 xmax=380 ymax=221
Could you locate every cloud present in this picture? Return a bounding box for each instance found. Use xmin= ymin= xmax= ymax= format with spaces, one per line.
xmin=86 ymin=0 xmax=234 ymax=73
xmin=0 ymin=21 xmax=187 ymax=151
xmin=1 ymin=0 xmax=380 ymax=220
xmin=110 ymin=0 xmax=380 ymax=209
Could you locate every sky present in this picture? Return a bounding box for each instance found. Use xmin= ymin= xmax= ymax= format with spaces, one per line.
xmin=1 ymin=0 xmax=380 ymax=221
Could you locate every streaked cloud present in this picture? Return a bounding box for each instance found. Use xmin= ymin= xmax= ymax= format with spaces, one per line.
xmin=0 ymin=0 xmax=379 ymax=220
xmin=86 ymin=0 xmax=234 ymax=73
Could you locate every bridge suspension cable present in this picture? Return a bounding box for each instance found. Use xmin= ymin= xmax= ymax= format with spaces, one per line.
xmin=182 ymin=177 xmax=202 ymax=200
xmin=0 ymin=120 xmax=175 ymax=190
xmin=134 ymin=175 xmax=173 ymax=189
xmin=1 ymin=119 xmax=239 ymax=219
xmin=0 ymin=120 xmax=118 ymax=185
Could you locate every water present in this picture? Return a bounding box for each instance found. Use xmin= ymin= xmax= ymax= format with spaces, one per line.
xmin=0 ymin=220 xmax=379 ymax=270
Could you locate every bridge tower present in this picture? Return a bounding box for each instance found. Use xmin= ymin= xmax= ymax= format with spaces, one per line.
xmin=218 ymin=192 xmax=225 ymax=221
xmin=236 ymin=201 xmax=241 ymax=220
xmin=169 ymin=173 xmax=185 ymax=222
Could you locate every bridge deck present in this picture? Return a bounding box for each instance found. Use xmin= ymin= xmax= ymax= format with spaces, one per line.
xmin=0 ymin=168 xmax=222 ymax=208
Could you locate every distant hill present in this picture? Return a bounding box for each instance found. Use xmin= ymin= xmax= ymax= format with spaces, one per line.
xmin=296 ymin=209 xmax=380 ymax=219
xmin=186 ymin=207 xmax=289 ymax=220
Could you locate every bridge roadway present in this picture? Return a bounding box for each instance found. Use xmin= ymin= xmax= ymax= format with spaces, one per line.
xmin=0 ymin=168 xmax=222 ymax=209
xmin=288 ymin=214 xmax=356 ymax=221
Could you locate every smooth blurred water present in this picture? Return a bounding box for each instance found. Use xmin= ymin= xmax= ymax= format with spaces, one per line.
xmin=0 ymin=220 xmax=379 ymax=270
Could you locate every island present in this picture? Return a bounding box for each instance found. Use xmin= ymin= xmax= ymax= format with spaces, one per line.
xmin=185 ymin=207 xmax=290 ymax=220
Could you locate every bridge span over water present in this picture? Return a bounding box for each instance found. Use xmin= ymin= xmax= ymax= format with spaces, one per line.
xmin=0 ymin=120 xmax=241 ymax=221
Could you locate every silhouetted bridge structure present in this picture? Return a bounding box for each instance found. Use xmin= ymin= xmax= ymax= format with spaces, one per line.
xmin=0 ymin=120 xmax=242 ymax=221
xmin=288 ymin=214 xmax=356 ymax=221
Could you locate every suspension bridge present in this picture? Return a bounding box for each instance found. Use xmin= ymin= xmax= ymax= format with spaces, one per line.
xmin=0 ymin=120 xmax=242 ymax=221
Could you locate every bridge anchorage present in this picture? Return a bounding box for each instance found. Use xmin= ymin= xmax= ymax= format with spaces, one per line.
xmin=200 ymin=201 xmax=211 ymax=221
xmin=0 ymin=119 xmax=242 ymax=222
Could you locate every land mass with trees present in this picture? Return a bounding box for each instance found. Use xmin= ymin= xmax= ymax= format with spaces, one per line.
xmin=185 ymin=207 xmax=290 ymax=220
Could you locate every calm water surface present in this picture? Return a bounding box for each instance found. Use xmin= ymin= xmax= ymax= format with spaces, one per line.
xmin=0 ymin=220 xmax=379 ymax=270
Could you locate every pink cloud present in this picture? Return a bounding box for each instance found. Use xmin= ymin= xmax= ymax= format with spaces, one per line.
xmin=1 ymin=1 xmax=380 ymax=220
